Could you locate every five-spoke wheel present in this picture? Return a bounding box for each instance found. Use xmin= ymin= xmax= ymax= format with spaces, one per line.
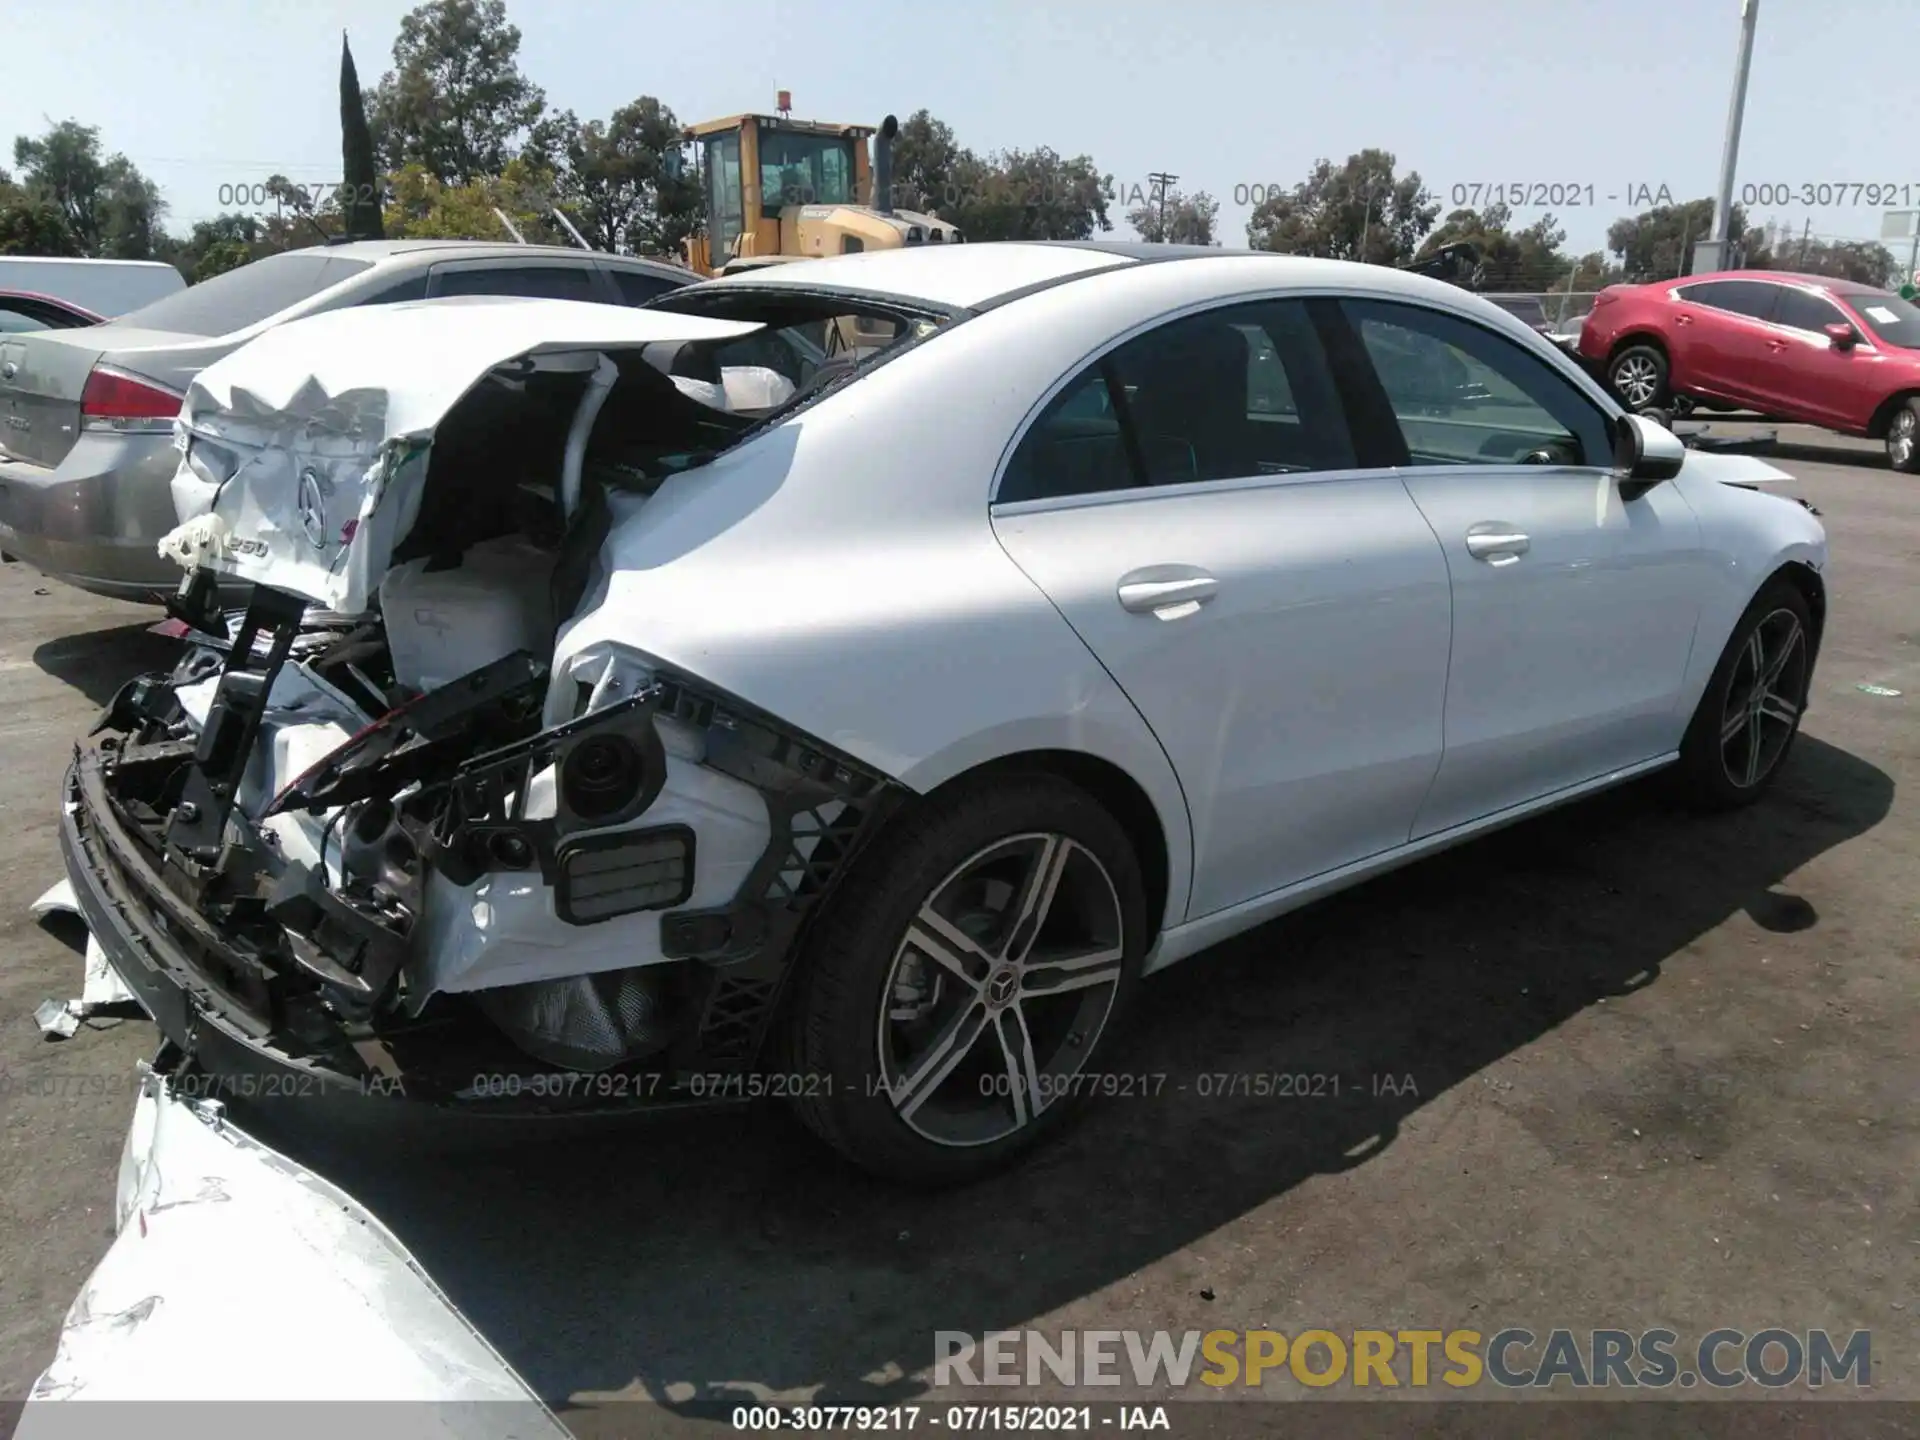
xmin=879 ymin=833 xmax=1126 ymax=1148
xmin=1886 ymin=399 xmax=1920 ymax=474
xmin=1717 ymin=607 xmax=1808 ymax=793
xmin=1676 ymin=579 xmax=1814 ymax=809
xmin=784 ymin=774 xmax=1145 ymax=1185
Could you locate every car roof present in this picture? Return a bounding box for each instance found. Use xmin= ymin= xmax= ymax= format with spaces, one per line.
xmin=695 ymin=242 xmax=1138 ymax=309
xmin=1678 ymin=269 xmax=1881 ymax=293
xmin=317 ymin=239 xmax=693 ymax=276
xmin=691 ymin=239 xmax=1530 ymax=319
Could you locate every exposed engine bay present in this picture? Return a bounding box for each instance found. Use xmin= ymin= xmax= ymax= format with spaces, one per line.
xmin=65 ymin=293 xmax=929 ymax=1108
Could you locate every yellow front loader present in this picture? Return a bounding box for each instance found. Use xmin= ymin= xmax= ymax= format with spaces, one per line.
xmin=680 ymin=98 xmax=963 ymax=279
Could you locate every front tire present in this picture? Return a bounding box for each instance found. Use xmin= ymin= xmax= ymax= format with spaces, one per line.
xmin=1673 ymin=580 xmax=1813 ymax=810
xmin=1609 ymin=344 xmax=1670 ymax=411
xmin=784 ymin=773 xmax=1147 ymax=1186
xmin=1885 ymin=398 xmax=1920 ymax=473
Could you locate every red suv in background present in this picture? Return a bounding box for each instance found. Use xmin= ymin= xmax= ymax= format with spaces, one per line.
xmin=1578 ymin=269 xmax=1920 ymax=471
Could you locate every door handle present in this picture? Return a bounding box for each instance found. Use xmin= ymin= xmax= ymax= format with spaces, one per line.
xmin=1116 ymin=567 xmax=1218 ymax=617
xmin=1767 ymin=339 xmax=1789 ymax=351
xmin=1674 ymin=314 xmax=1692 ymax=325
xmin=1465 ymin=524 xmax=1530 ymax=565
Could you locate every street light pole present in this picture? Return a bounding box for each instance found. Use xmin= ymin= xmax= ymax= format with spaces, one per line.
xmin=1701 ymin=0 xmax=1760 ymax=274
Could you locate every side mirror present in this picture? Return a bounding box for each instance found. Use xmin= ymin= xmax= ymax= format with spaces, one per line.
xmin=1824 ymin=322 xmax=1859 ymax=350
xmin=1613 ymin=412 xmax=1686 ymax=494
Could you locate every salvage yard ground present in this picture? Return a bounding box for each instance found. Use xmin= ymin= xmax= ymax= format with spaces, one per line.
xmin=0 ymin=441 xmax=1914 ymax=1421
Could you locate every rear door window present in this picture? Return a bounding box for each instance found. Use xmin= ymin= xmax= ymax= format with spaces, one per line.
xmin=1677 ymin=280 xmax=1780 ymax=321
xmin=609 ymin=268 xmax=684 ymax=306
xmin=429 ymin=265 xmax=602 ymax=301
xmin=111 ymin=252 xmax=373 ymax=336
xmin=358 ymin=273 xmax=429 ymax=305
xmin=998 ymin=299 xmax=1357 ymax=504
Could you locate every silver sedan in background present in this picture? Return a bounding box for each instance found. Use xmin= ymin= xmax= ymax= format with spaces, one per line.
xmin=0 ymin=240 xmax=692 ymax=601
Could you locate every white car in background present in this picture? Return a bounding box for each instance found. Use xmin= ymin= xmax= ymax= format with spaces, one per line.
xmin=61 ymin=242 xmax=1826 ymax=1186
xmin=0 ymin=255 xmax=185 ymax=318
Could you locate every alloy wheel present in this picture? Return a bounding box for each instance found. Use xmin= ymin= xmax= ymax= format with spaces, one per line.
xmin=876 ymin=832 xmax=1125 ymax=1148
xmin=1889 ymin=409 xmax=1916 ymax=468
xmin=1719 ymin=607 xmax=1808 ymax=790
xmin=1612 ymin=354 xmax=1660 ymax=408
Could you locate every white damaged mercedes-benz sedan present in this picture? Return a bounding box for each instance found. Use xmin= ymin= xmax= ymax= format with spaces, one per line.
xmin=61 ymin=242 xmax=1828 ymax=1185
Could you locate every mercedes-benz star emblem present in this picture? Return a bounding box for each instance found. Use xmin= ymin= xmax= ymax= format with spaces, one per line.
xmin=296 ymin=469 xmax=328 ymax=550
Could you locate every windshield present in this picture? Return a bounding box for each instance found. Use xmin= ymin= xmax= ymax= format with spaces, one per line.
xmin=759 ymin=131 xmax=857 ymax=214
xmin=112 ymin=251 xmax=372 ymax=337
xmin=1839 ymin=290 xmax=1920 ymax=349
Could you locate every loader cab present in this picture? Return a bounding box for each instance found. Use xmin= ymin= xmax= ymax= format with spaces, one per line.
xmin=683 ymin=112 xmax=875 ymax=274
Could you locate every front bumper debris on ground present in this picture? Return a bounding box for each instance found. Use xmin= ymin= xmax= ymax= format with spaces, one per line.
xmin=19 ymin=1055 xmax=565 ymax=1434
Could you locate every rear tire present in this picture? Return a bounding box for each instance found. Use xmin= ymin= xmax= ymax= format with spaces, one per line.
xmin=1885 ymin=398 xmax=1920 ymax=473
xmin=1672 ymin=580 xmax=1813 ymax=810
xmin=783 ymin=773 xmax=1147 ymax=1187
xmin=1609 ymin=344 xmax=1670 ymax=411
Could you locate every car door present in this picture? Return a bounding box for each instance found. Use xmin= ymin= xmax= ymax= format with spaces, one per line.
xmin=425 ymin=259 xmax=609 ymax=303
xmin=990 ymin=297 xmax=1453 ymax=922
xmin=1337 ymin=298 xmax=1710 ymax=838
xmin=1671 ymin=279 xmax=1781 ymax=406
xmin=1760 ymin=286 xmax=1873 ymax=428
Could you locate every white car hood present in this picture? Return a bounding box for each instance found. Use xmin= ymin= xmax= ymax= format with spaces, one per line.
xmin=157 ymin=296 xmax=761 ymax=613
xmin=21 ymin=1066 xmax=565 ymax=1432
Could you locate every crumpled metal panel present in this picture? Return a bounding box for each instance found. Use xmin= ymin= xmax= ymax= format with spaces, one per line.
xmin=19 ymin=1066 xmax=568 ymax=1435
xmin=155 ymin=297 xmax=764 ymax=612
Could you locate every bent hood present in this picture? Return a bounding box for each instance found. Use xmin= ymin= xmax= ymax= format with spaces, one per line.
xmin=157 ymin=296 xmax=760 ymax=612
xmin=21 ymin=1064 xmax=566 ymax=1431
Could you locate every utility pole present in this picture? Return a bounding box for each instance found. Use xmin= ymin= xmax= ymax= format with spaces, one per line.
xmin=1797 ymin=219 xmax=1811 ymax=267
xmin=1699 ymin=0 xmax=1760 ymax=274
xmin=1147 ymin=171 xmax=1178 ymax=242
xmin=1360 ymin=178 xmax=1383 ymax=265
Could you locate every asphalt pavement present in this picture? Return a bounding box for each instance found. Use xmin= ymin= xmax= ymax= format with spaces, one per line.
xmin=0 ymin=450 xmax=1913 ymax=1426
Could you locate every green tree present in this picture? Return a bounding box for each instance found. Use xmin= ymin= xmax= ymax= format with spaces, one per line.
xmin=1562 ymin=250 xmax=1625 ymax=292
xmin=1745 ymin=224 xmax=1900 ymax=287
xmin=1128 ymin=185 xmax=1220 ymax=245
xmin=11 ymin=120 xmax=166 ymax=258
xmin=383 ymin=156 xmax=561 ymax=242
xmin=885 ymin=109 xmax=963 ymax=213
xmin=0 ymin=170 xmax=73 ymax=255
xmin=1604 ymin=198 xmax=1760 ymax=280
xmin=531 ymin=96 xmax=702 ymax=254
xmin=340 ymin=31 xmax=385 ymax=240
xmin=869 ymin=112 xmax=1109 ymax=240
xmin=368 ymin=0 xmax=546 ymax=187
xmin=1415 ymin=203 xmax=1572 ymax=290
xmin=948 ymin=147 xmax=1111 ymax=241
xmin=1247 ymin=150 xmax=1438 ymax=265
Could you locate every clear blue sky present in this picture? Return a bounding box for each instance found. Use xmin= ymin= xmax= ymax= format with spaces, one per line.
xmin=6 ymin=0 xmax=1917 ymax=268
